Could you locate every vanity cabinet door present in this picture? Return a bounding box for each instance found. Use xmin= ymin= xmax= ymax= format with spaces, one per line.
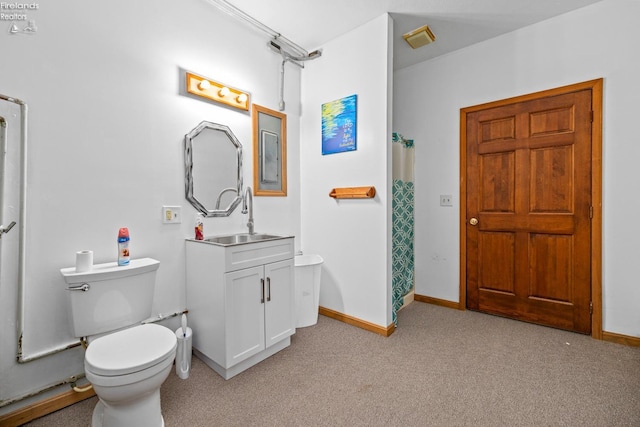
xmin=264 ymin=259 xmax=295 ymax=349
xmin=225 ymin=266 xmax=265 ymax=367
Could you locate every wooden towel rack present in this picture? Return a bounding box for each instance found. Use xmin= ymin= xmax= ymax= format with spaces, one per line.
xmin=329 ymin=186 xmax=376 ymax=199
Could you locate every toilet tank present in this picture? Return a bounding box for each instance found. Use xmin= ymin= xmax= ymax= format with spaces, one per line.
xmin=60 ymin=258 xmax=160 ymax=338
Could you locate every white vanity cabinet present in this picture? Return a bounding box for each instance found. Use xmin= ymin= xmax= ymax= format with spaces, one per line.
xmin=185 ymin=236 xmax=295 ymax=379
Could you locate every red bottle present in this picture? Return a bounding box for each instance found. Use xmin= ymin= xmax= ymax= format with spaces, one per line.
xmin=195 ymin=214 xmax=204 ymax=240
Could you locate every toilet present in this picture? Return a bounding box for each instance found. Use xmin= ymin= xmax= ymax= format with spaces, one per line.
xmin=60 ymin=258 xmax=177 ymax=427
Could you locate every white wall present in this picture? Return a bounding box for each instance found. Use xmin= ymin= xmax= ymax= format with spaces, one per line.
xmin=0 ymin=0 xmax=302 ymax=411
xmin=394 ymin=0 xmax=640 ymax=337
xmin=300 ymin=15 xmax=393 ymax=328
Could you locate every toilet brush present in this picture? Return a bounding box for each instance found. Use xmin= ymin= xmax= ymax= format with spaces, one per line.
xmin=180 ymin=314 xmax=189 ymax=376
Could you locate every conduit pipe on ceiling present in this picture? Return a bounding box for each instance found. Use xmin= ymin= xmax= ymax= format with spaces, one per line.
xmin=267 ymin=39 xmax=321 ymax=111
xmin=205 ymin=0 xmax=311 ymax=59
xmin=205 ymin=0 xmax=322 ymax=111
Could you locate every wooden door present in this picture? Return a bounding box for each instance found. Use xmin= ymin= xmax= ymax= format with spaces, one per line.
xmin=464 ymin=85 xmax=595 ymax=334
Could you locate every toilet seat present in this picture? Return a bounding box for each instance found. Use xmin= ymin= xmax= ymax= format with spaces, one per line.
xmin=85 ymin=324 xmax=177 ymax=376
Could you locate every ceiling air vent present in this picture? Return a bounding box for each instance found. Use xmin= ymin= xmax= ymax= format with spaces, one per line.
xmin=403 ymin=25 xmax=436 ymax=49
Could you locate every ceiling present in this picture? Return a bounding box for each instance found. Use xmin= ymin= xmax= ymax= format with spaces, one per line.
xmin=218 ymin=0 xmax=603 ymax=70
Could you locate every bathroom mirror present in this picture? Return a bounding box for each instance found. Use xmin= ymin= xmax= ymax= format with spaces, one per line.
xmin=185 ymin=121 xmax=243 ymax=217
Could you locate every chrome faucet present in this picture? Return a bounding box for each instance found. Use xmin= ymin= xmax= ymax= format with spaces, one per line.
xmin=241 ymin=187 xmax=255 ymax=235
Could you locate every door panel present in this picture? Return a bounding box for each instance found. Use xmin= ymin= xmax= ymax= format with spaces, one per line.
xmin=530 ymin=146 xmax=574 ymax=213
xmin=530 ymin=234 xmax=573 ymax=302
xmin=479 ymin=232 xmax=515 ymax=294
xmin=480 ymin=152 xmax=515 ymax=212
xmin=264 ymin=259 xmax=294 ymax=348
xmin=465 ymin=88 xmax=593 ymax=334
xmin=225 ymin=266 xmax=265 ymax=366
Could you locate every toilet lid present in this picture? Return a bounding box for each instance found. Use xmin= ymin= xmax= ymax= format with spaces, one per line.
xmin=85 ymin=324 xmax=177 ymax=376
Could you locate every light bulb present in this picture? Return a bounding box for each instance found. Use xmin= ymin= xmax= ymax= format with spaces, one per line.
xmin=236 ymin=93 xmax=248 ymax=103
xmin=218 ymin=87 xmax=230 ymax=97
xmin=198 ymin=80 xmax=211 ymax=90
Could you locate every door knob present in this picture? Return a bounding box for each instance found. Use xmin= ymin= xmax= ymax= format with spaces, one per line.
xmin=469 ymin=217 xmax=478 ymax=226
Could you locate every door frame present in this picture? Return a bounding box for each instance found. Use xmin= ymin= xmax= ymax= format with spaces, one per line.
xmin=459 ymin=79 xmax=603 ymax=339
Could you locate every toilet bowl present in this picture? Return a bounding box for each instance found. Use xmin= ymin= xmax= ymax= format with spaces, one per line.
xmin=60 ymin=258 xmax=177 ymax=427
xmin=84 ymin=324 xmax=177 ymax=427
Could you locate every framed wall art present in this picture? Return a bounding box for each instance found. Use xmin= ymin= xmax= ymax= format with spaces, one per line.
xmin=252 ymin=104 xmax=287 ymax=196
xmin=321 ymin=94 xmax=357 ymax=155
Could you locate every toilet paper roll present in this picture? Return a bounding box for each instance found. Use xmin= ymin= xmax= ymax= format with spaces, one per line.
xmin=75 ymin=250 xmax=93 ymax=272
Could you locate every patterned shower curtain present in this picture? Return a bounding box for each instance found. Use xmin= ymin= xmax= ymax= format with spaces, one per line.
xmin=392 ymin=132 xmax=414 ymax=326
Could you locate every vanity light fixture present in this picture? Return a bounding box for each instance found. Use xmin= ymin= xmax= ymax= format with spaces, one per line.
xmin=186 ymin=72 xmax=250 ymax=111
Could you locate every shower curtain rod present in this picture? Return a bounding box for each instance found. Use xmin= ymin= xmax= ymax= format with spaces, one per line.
xmin=205 ymin=0 xmax=312 ymax=58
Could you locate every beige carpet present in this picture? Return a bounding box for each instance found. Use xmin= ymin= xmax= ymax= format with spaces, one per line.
xmin=24 ymin=302 xmax=640 ymax=426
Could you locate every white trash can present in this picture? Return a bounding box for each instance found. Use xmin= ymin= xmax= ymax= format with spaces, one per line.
xmin=174 ymin=326 xmax=192 ymax=380
xmin=294 ymin=254 xmax=324 ymax=328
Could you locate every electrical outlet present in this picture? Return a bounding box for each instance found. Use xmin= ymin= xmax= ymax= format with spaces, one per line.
xmin=162 ymin=206 xmax=182 ymax=224
xmin=440 ymin=195 xmax=453 ymax=207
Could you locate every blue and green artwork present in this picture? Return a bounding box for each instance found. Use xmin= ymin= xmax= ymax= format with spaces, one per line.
xmin=321 ymin=94 xmax=357 ymax=155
